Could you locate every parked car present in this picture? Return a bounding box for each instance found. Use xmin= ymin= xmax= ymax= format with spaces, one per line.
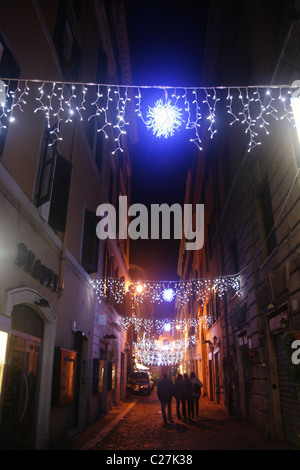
xmin=127 ymin=371 xmax=154 ymax=395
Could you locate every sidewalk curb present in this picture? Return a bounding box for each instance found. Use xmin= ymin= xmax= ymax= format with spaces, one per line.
xmin=79 ymin=400 xmax=137 ymax=450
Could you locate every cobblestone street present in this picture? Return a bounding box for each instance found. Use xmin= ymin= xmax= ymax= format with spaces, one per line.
xmin=66 ymin=391 xmax=294 ymax=451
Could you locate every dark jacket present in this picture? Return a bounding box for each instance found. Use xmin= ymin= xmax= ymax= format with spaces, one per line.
xmin=157 ymin=377 xmax=174 ymax=402
xmin=174 ymin=378 xmax=184 ymax=399
xmin=191 ymin=376 xmax=203 ymax=397
xmin=182 ymin=378 xmax=192 ymax=400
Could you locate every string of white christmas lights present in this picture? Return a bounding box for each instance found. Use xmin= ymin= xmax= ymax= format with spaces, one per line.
xmin=133 ymin=334 xmax=198 ymax=366
xmin=90 ymin=274 xmax=242 ymax=307
xmin=117 ymin=314 xmax=207 ymax=335
xmin=0 ymin=78 xmax=298 ymax=153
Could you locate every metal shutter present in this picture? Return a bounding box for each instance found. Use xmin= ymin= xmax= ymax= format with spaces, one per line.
xmin=275 ymin=333 xmax=300 ymax=446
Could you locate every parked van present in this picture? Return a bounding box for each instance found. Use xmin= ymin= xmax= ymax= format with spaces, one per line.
xmin=127 ymin=371 xmax=154 ymax=395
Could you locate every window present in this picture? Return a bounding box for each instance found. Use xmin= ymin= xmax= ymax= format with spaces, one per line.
xmin=35 ymin=129 xmax=57 ymax=207
xmin=35 ymin=126 xmax=72 ymax=233
xmin=95 ymin=129 xmax=103 ymax=171
xmin=54 ymin=2 xmax=81 ymax=80
xmin=230 ymin=236 xmax=239 ymax=274
xmin=109 ymin=169 xmax=114 ymax=203
xmin=96 ymin=45 xmax=108 ymax=84
xmin=258 ymin=179 xmax=277 ymax=256
xmin=0 ymin=37 xmax=20 ymax=155
xmin=81 ymin=208 xmax=99 ymax=274
xmin=71 ymin=0 xmax=82 ymax=22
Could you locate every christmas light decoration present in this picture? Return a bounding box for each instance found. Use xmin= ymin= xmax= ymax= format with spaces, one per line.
xmin=90 ymin=276 xmax=125 ymax=304
xmin=117 ymin=313 xmax=209 ymax=335
xmin=90 ymin=274 xmax=242 ymax=307
xmin=162 ymin=287 xmax=175 ymax=302
xmin=135 ymin=283 xmax=144 ymax=294
xmin=133 ymin=334 xmax=198 ymax=366
xmin=145 ymin=98 xmax=183 ymax=138
xmin=0 ymin=78 xmax=299 ymax=153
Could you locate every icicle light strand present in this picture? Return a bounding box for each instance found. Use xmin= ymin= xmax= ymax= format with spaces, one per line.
xmin=0 ymin=78 xmax=299 ymax=153
xmin=90 ymin=275 xmax=242 ymax=307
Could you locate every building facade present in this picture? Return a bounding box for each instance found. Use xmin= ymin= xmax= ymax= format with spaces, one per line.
xmin=0 ymin=0 xmax=135 ymax=449
xmin=177 ymin=0 xmax=300 ymax=447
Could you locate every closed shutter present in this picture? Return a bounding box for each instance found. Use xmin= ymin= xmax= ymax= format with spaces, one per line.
xmin=0 ymin=39 xmax=20 ymax=155
xmin=275 ymin=333 xmax=300 ymax=446
xmin=48 ymin=153 xmax=72 ymax=233
xmin=35 ymin=132 xmax=57 ymax=207
xmin=81 ymin=209 xmax=99 ymax=273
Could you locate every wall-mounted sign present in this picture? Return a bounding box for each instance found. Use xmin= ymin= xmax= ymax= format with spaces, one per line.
xmin=16 ymin=242 xmax=59 ymax=292
xmin=268 ymin=306 xmax=289 ymax=332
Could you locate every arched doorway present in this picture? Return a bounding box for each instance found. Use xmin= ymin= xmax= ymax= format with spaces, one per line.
xmin=0 ymin=305 xmax=43 ymax=449
xmin=0 ymin=288 xmax=56 ymax=449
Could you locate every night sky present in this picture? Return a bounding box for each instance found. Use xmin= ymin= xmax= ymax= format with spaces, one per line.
xmin=124 ymin=1 xmax=208 ymax=285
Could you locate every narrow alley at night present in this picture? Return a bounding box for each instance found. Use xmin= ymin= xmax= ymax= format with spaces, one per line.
xmin=62 ymin=392 xmax=292 ymax=451
xmin=0 ymin=0 xmax=300 ymax=455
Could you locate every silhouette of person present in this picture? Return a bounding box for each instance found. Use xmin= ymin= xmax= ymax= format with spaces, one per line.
xmin=190 ymin=371 xmax=203 ymax=417
xmin=182 ymin=373 xmax=192 ymax=421
xmin=174 ymin=373 xmax=184 ymax=419
xmin=157 ymin=372 xmax=175 ymax=424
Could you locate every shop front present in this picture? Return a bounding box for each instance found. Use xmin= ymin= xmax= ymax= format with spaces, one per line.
xmin=0 ymin=288 xmax=56 ymax=449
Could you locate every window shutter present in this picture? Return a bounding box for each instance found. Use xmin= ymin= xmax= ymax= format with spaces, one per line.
xmin=35 ymin=133 xmax=57 ymax=207
xmin=48 ymin=153 xmax=72 ymax=233
xmin=81 ymin=209 xmax=99 ymax=273
xmin=0 ymin=39 xmax=20 ymax=155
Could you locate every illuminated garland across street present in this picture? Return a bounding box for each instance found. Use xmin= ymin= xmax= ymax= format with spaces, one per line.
xmin=90 ymin=275 xmax=242 ymax=307
xmin=117 ymin=315 xmax=207 ymax=335
xmin=0 ymin=79 xmax=299 ymax=153
xmin=133 ymin=335 xmax=198 ymax=366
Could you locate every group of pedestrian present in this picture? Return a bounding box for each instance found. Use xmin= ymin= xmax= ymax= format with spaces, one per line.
xmin=175 ymin=372 xmax=203 ymax=421
xmin=157 ymin=371 xmax=203 ymax=425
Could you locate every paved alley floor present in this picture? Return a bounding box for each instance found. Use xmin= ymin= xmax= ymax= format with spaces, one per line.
xmin=65 ymin=391 xmax=294 ymax=451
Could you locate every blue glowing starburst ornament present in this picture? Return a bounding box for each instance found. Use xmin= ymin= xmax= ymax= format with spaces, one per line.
xmin=162 ymin=288 xmax=175 ymax=302
xmin=146 ymin=99 xmax=183 ymax=138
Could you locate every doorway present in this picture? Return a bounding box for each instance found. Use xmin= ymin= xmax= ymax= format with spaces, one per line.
xmin=275 ymin=333 xmax=300 ymax=446
xmin=0 ymin=305 xmax=44 ymax=449
xmin=208 ymin=358 xmax=214 ymax=401
xmin=67 ymin=330 xmax=87 ymax=430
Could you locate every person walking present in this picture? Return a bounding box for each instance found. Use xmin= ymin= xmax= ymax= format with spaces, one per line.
xmin=157 ymin=372 xmax=175 ymax=424
xmin=174 ymin=373 xmax=184 ymax=420
xmin=190 ymin=371 xmax=203 ymax=418
xmin=182 ymin=373 xmax=192 ymax=421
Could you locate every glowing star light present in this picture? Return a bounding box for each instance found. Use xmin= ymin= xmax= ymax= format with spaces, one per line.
xmin=162 ymin=288 xmax=175 ymax=302
xmin=146 ymin=99 xmax=182 ymax=138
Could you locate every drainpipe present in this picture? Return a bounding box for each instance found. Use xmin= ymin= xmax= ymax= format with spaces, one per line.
xmin=57 ymin=119 xmax=77 ymax=298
